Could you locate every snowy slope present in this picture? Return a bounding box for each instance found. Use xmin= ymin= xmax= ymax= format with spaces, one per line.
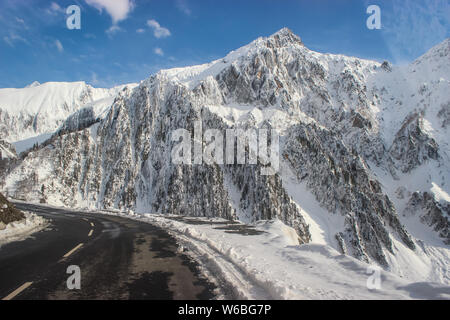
xmin=0 ymin=81 xmax=137 ymax=151
xmin=143 ymin=214 xmax=450 ymax=300
xmin=1 ymin=29 xmax=449 ymax=289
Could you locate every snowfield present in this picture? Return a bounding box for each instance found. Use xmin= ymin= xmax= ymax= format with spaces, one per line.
xmin=109 ymin=211 xmax=450 ymax=300
xmin=0 ymin=81 xmax=137 ymax=153
xmin=0 ymin=211 xmax=49 ymax=247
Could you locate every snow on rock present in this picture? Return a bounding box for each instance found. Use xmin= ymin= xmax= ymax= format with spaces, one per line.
xmin=140 ymin=214 xmax=450 ymax=300
xmin=0 ymin=81 xmax=137 ymax=149
xmin=1 ymin=29 xmax=449 ymax=286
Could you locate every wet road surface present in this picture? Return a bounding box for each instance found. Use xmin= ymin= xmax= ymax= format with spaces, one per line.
xmin=0 ymin=202 xmax=217 ymax=300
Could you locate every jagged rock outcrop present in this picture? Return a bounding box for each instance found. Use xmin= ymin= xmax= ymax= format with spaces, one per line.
xmin=438 ymin=102 xmax=450 ymax=128
xmin=389 ymin=113 xmax=439 ymax=173
xmin=405 ymin=192 xmax=449 ymax=244
xmin=2 ymin=29 xmax=449 ymax=267
xmin=283 ymin=122 xmax=414 ymax=265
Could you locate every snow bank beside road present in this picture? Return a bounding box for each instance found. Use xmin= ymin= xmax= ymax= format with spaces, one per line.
xmin=138 ymin=215 xmax=450 ymax=300
xmin=9 ymin=201 xmax=449 ymax=300
xmin=0 ymin=211 xmax=48 ymax=247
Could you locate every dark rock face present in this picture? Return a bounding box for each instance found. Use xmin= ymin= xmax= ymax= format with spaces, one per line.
xmin=57 ymin=107 xmax=99 ymax=135
xmin=381 ymin=61 xmax=392 ymax=72
xmin=283 ymin=123 xmax=414 ymax=265
xmin=406 ymin=192 xmax=450 ymax=244
xmin=390 ymin=113 xmax=439 ymax=173
xmin=438 ymin=102 xmax=450 ymax=128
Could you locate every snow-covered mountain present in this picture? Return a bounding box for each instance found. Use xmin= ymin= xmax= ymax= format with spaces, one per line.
xmin=0 ymin=139 xmax=17 ymax=160
xmin=1 ymin=29 xmax=449 ymax=284
xmin=0 ymin=81 xmax=137 ymax=153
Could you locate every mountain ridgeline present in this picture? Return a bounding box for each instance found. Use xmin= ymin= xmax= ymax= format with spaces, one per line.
xmin=1 ymin=29 xmax=449 ymax=268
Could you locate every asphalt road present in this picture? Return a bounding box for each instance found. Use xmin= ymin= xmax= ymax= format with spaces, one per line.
xmin=0 ymin=202 xmax=217 ymax=300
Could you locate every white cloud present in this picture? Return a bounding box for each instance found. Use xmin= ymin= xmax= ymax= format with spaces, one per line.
xmin=154 ymin=47 xmax=164 ymax=56
xmin=136 ymin=28 xmax=145 ymax=34
xmin=176 ymin=0 xmax=192 ymax=16
xmin=51 ymin=2 xmax=63 ymax=11
xmin=85 ymin=0 xmax=134 ymax=24
xmin=3 ymin=33 xmax=28 ymax=47
xmin=15 ymin=17 xmax=26 ymax=26
xmin=47 ymin=2 xmax=65 ymax=14
xmin=3 ymin=36 xmax=13 ymax=47
xmin=55 ymin=39 xmax=64 ymax=53
xmin=106 ymin=25 xmax=122 ymax=36
xmin=147 ymin=19 xmax=171 ymax=38
xmin=13 ymin=17 xmax=29 ymax=31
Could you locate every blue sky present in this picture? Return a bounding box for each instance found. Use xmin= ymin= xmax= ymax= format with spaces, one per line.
xmin=0 ymin=0 xmax=448 ymax=88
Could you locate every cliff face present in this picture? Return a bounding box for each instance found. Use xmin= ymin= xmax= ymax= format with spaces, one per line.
xmin=2 ymin=29 xmax=449 ymax=268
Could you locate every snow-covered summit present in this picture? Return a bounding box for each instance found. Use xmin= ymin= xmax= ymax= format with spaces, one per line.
xmin=0 ymin=81 xmax=123 ymax=116
xmin=413 ymin=38 xmax=450 ymax=66
xmin=0 ymin=81 xmax=137 ymax=147
xmin=25 ymin=81 xmax=41 ymax=88
xmin=155 ymin=28 xmax=306 ymax=89
xmin=1 ymin=29 xmax=449 ymax=287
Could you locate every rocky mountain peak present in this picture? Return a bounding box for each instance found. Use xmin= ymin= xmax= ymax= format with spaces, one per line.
xmin=265 ymin=27 xmax=304 ymax=48
xmin=1 ymin=30 xmax=449 ymax=277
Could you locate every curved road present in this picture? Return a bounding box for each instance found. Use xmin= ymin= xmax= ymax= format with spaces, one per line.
xmin=0 ymin=202 xmax=217 ymax=300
